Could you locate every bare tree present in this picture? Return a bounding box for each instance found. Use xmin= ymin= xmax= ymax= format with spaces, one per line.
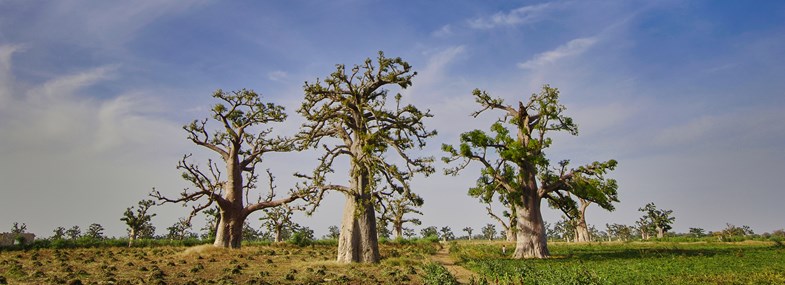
xmin=259 ymin=204 xmax=299 ymax=242
xmin=296 ymin=52 xmax=436 ymax=263
xmin=121 ymin=199 xmax=156 ymax=247
xmin=151 ymin=89 xmax=307 ymax=248
xmin=443 ymin=86 xmax=618 ymax=258
xmin=377 ymin=193 xmax=423 ymax=239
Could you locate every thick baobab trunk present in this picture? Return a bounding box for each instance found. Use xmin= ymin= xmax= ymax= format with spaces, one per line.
xmin=213 ymin=156 xmax=246 ymax=248
xmin=575 ymin=223 xmax=591 ymax=242
xmin=337 ymin=193 xmax=380 ymax=263
xmin=214 ymin=211 xmax=244 ymax=248
xmin=513 ymin=193 xmax=549 ymax=259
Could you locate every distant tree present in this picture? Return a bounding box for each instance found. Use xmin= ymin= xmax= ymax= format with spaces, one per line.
xmin=242 ymin=221 xmax=260 ymax=241
xmin=551 ymin=193 xmax=615 ymax=242
xmin=10 ymin=222 xmax=27 ymax=234
xmin=403 ymin=228 xmax=415 ymax=239
xmin=443 ymin=86 xmax=618 ymax=258
xmin=151 ymin=89 xmax=306 ymax=248
xmin=639 ymin=203 xmax=675 ymax=238
xmin=121 ymin=199 xmax=157 ymax=247
xmin=289 ymin=226 xmax=315 ymax=247
xmin=463 ymin=227 xmax=474 ymax=240
xmin=66 ymin=226 xmax=81 ymax=240
xmin=10 ymin=222 xmax=28 ymax=244
xmin=420 ymin=226 xmax=439 ymax=239
xmin=296 ymin=52 xmax=435 ymax=263
xmin=376 ymin=216 xmax=391 ymax=239
xmin=259 ymin=204 xmax=299 ymax=243
xmin=325 ymin=225 xmax=340 ymax=239
xmin=166 ymin=218 xmax=194 ymax=240
xmin=467 ymin=172 xmax=517 ymax=242
xmin=377 ymin=193 xmax=424 ymax=239
xmin=543 ymin=221 xmax=554 ymax=239
xmin=721 ymin=223 xmax=754 ymax=237
xmin=86 ymin=223 xmax=105 ymax=240
xmin=635 ymin=216 xmax=655 ymax=240
xmin=689 ymin=227 xmax=705 ymax=238
xmin=606 ymin=223 xmax=633 ymax=241
xmin=553 ymin=217 xmax=575 ymax=242
xmin=200 ymin=207 xmax=220 ymax=240
xmin=481 ymin=224 xmax=497 ymax=241
xmin=484 ymin=202 xmax=517 ymax=242
xmin=440 ymin=227 xmax=455 ymax=241
xmin=52 ymin=227 xmax=66 ymax=240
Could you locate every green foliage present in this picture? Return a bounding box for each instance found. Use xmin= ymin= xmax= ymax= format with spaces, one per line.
xmin=455 ymin=241 xmax=785 ymax=284
xmin=421 ymin=226 xmax=439 ymax=239
xmin=481 ymin=224 xmax=496 ymax=240
xmin=442 ymin=85 xmax=619 ymax=255
xmin=422 ymin=262 xmax=458 ymax=285
xmin=288 ymin=227 xmax=314 ymax=247
xmin=638 ymin=202 xmax=675 ymax=237
xmin=85 ymin=223 xmax=105 ymax=240
xmin=297 ymin=51 xmax=436 ymax=210
xmin=121 ymin=199 xmax=157 ymax=242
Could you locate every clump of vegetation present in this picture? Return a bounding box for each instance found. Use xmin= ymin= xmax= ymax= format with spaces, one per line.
xmin=422 ymin=262 xmax=458 ymax=285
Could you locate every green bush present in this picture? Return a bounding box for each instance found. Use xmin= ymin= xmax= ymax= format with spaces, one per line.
xmin=288 ymin=231 xmax=313 ymax=247
xmin=422 ymin=262 xmax=458 ymax=285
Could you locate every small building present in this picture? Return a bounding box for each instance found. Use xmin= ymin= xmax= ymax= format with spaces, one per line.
xmin=0 ymin=232 xmax=36 ymax=246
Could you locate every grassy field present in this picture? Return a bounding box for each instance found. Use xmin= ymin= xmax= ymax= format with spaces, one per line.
xmin=452 ymin=240 xmax=785 ymax=284
xmin=0 ymin=241 xmax=439 ymax=284
xmin=2 ymin=240 xmax=783 ymax=284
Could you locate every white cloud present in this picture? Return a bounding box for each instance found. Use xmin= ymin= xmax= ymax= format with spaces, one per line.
xmin=0 ymin=46 xmax=188 ymax=237
xmin=267 ymin=70 xmax=288 ymax=82
xmin=400 ymin=45 xmax=467 ymax=106
xmin=468 ymin=3 xmax=552 ymax=29
xmin=518 ymin=37 xmax=598 ymax=69
xmin=0 ymin=44 xmax=25 ymax=107
xmin=432 ymin=24 xmax=453 ymax=38
xmin=52 ymin=1 xmax=208 ymax=46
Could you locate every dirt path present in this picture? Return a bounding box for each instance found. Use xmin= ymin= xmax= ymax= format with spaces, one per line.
xmin=431 ymin=243 xmax=476 ymax=284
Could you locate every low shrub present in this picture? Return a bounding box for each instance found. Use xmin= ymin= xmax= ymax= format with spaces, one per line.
xmin=421 ymin=262 xmax=458 ymax=285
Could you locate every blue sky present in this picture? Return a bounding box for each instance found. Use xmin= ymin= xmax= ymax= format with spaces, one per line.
xmin=1 ymin=0 xmax=784 ymax=238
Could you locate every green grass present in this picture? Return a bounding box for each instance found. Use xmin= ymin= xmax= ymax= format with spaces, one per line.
xmin=453 ymin=241 xmax=785 ymax=284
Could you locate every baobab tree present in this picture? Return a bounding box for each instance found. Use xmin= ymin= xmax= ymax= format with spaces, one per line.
xmin=151 ymin=89 xmax=307 ymax=248
xmin=443 ymin=86 xmax=618 ymax=258
xmin=377 ymin=193 xmax=424 ymax=239
xmin=481 ymin=224 xmax=497 ymax=241
xmin=463 ymin=227 xmax=474 ymax=240
xmin=259 ymin=204 xmax=299 ymax=242
xmin=120 ymin=199 xmax=156 ymax=247
xmin=296 ymin=52 xmax=436 ymax=263
xmin=550 ymin=178 xmax=619 ymax=242
xmin=638 ymin=202 xmax=675 ymax=238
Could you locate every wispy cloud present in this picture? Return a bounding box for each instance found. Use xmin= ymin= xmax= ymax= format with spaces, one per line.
xmin=267 ymin=70 xmax=288 ymax=82
xmin=432 ymin=24 xmax=453 ymax=38
xmin=518 ymin=37 xmax=598 ymax=69
xmin=468 ymin=3 xmax=551 ymax=29
xmin=0 ymin=45 xmax=24 ymax=107
xmin=403 ymin=45 xmax=466 ymax=103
